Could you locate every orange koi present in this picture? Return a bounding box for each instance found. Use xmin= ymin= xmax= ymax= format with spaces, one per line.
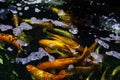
xmin=80 ymin=42 xmax=97 ymax=59
xmin=0 ymin=33 xmax=23 ymax=54
xmin=74 ymin=66 xmax=93 ymax=72
xmin=37 ymin=57 xmax=77 ymax=71
xmin=80 ymin=42 xmax=98 ymax=65
xmin=13 ymin=14 xmax=19 ymax=27
xmin=37 ymin=50 xmax=88 ymax=71
xmin=26 ymin=64 xmax=66 ymax=80
xmin=88 ymin=41 xmax=97 ymax=53
xmin=41 ymin=22 xmax=53 ymax=28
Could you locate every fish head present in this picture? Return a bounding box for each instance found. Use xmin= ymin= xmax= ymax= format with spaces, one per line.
xmin=39 ymin=39 xmax=66 ymax=49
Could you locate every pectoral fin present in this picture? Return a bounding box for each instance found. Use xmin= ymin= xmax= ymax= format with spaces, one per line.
xmin=55 ymin=49 xmax=68 ymax=57
xmin=45 ymin=47 xmax=57 ymax=53
xmin=64 ymin=45 xmax=78 ymax=55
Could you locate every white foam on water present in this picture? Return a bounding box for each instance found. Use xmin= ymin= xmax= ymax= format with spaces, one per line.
xmin=8 ymin=5 xmax=18 ymax=14
xmin=0 ymin=0 xmax=6 ymax=2
xmin=100 ymin=15 xmax=120 ymax=34
xmin=24 ymin=6 xmax=29 ymax=11
xmin=17 ymin=7 xmax=22 ymax=11
xmin=95 ymin=38 xmax=109 ymax=49
xmin=7 ymin=47 xmax=13 ymax=51
xmin=16 ymin=3 xmax=22 ymax=6
xmin=19 ymin=12 xmax=23 ymax=16
xmin=51 ymin=20 xmax=69 ymax=28
xmin=105 ymin=51 xmax=120 ymax=59
xmin=35 ymin=8 xmax=41 ymax=13
xmin=17 ymin=39 xmax=28 ymax=46
xmin=67 ymin=64 xmax=74 ymax=70
xmin=100 ymin=34 xmax=120 ymax=42
xmin=0 ymin=8 xmax=9 ymax=19
xmin=23 ymin=0 xmax=42 ymax=4
xmin=91 ymin=52 xmax=103 ymax=63
xmin=19 ymin=22 xmax=32 ymax=30
xmin=69 ymin=25 xmax=78 ymax=34
xmin=12 ymin=28 xmax=22 ymax=36
xmin=0 ymin=24 xmax=13 ymax=31
xmin=16 ymin=48 xmax=55 ymax=64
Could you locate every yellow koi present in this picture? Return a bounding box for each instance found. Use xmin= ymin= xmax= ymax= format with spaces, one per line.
xmin=39 ymin=39 xmax=67 ymax=49
xmin=0 ymin=33 xmax=23 ymax=54
xmin=39 ymin=39 xmax=79 ymax=57
xmin=51 ymin=7 xmax=72 ymax=23
xmin=52 ymin=34 xmax=84 ymax=52
xmin=39 ymin=39 xmax=71 ymax=56
xmin=22 ymin=18 xmax=53 ymax=28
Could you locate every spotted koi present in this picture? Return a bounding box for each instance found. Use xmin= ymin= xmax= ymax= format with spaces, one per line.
xmin=0 ymin=33 xmax=23 ymax=54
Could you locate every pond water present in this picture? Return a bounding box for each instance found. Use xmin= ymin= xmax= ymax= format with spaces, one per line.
xmin=0 ymin=0 xmax=120 ymax=80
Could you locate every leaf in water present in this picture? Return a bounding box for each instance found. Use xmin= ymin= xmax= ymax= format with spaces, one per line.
xmin=0 ymin=57 xmax=3 ymax=64
xmin=101 ymin=67 xmax=109 ymax=80
xmin=5 ymin=54 xmax=10 ymax=60
xmin=0 ymin=41 xmax=5 ymax=50
xmin=12 ymin=70 xmax=18 ymax=77
xmin=18 ymin=32 xmax=29 ymax=43
xmin=86 ymin=71 xmax=94 ymax=80
xmin=112 ymin=65 xmax=120 ymax=76
xmin=95 ymin=46 xmax=101 ymax=54
xmin=42 ymin=27 xmax=47 ymax=33
xmin=31 ymin=75 xmax=37 ymax=80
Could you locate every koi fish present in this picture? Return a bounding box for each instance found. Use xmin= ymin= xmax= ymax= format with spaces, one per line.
xmin=51 ymin=7 xmax=72 ymax=23
xmin=80 ymin=42 xmax=98 ymax=65
xmin=12 ymin=14 xmax=19 ymax=27
xmin=37 ymin=49 xmax=89 ymax=71
xmin=26 ymin=64 xmax=66 ymax=80
xmin=37 ymin=57 xmax=77 ymax=71
xmin=0 ymin=33 xmax=23 ymax=54
xmin=22 ymin=18 xmax=53 ymax=27
xmin=52 ymin=28 xmax=74 ymax=39
xmin=39 ymin=39 xmax=72 ymax=57
xmin=39 ymin=39 xmax=77 ymax=57
xmin=22 ymin=18 xmax=53 ymax=29
xmin=52 ymin=34 xmax=84 ymax=52
xmin=67 ymin=66 xmax=93 ymax=76
xmin=87 ymin=41 xmax=97 ymax=55
xmin=39 ymin=39 xmax=68 ymax=50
